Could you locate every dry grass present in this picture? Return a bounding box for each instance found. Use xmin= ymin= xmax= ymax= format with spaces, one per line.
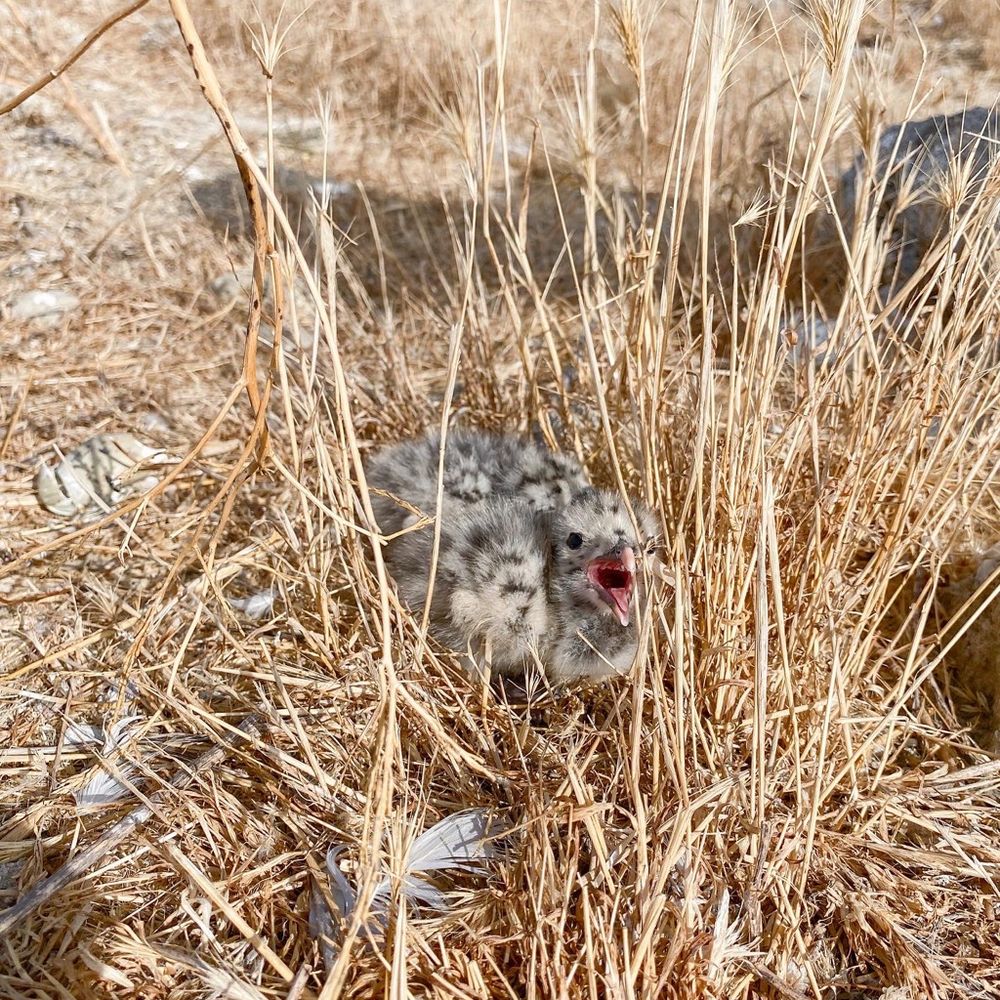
xmin=3 ymin=0 xmax=1000 ymax=997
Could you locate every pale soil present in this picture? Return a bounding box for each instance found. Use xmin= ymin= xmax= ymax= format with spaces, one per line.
xmin=3 ymin=2 xmax=1000 ymax=998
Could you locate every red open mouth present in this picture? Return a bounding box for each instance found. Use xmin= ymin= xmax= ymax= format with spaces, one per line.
xmin=586 ymin=547 xmax=635 ymax=626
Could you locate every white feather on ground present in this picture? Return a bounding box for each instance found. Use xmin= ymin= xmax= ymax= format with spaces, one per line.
xmin=70 ymin=715 xmax=144 ymax=810
xmin=227 ymin=587 xmax=278 ymax=619
xmin=310 ymin=808 xmax=502 ymax=969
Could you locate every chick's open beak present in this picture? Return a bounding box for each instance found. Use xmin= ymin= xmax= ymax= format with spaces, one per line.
xmin=586 ymin=545 xmax=635 ymax=626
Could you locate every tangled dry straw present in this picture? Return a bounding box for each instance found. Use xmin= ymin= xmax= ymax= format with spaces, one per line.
xmin=3 ymin=0 xmax=1000 ymax=996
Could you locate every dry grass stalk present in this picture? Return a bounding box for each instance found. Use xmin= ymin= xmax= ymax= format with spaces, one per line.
xmin=0 ymin=0 xmax=153 ymax=116
xmin=3 ymin=1 xmax=1000 ymax=998
xmin=0 ymin=714 xmax=263 ymax=936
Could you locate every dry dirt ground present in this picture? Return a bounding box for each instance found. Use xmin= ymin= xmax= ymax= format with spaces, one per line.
xmin=4 ymin=1 xmax=1000 ymax=998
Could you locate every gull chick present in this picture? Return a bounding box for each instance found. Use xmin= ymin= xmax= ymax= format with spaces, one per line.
xmin=365 ymin=428 xmax=589 ymax=535
xmin=365 ymin=430 xmax=659 ymax=682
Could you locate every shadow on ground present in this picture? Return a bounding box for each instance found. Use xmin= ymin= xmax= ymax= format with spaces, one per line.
xmin=188 ymin=166 xmax=708 ymax=313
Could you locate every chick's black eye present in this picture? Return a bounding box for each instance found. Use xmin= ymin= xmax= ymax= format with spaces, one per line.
xmin=566 ymin=532 xmax=583 ymax=550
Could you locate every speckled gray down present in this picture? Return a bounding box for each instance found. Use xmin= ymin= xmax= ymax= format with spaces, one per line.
xmin=364 ymin=429 xmax=660 ymax=683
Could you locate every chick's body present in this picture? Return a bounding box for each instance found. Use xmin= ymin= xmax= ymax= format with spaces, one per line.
xmin=366 ymin=430 xmax=658 ymax=682
xmin=388 ymin=497 xmax=552 ymax=673
xmin=366 ymin=428 xmax=589 ymax=535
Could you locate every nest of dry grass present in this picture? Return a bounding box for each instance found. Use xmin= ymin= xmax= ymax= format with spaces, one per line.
xmin=3 ymin=1 xmax=1000 ymax=997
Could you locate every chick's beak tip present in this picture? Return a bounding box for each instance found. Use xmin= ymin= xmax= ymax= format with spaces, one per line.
xmin=622 ymin=546 xmax=636 ymax=573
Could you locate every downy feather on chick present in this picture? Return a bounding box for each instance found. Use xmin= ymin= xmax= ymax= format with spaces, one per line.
xmin=366 ymin=430 xmax=660 ymax=682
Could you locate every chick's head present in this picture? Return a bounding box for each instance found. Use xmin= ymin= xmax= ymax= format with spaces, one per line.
xmin=551 ymin=487 xmax=659 ymax=627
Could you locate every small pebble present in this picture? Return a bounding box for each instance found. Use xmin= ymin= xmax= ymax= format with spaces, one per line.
xmin=7 ymin=288 xmax=80 ymax=325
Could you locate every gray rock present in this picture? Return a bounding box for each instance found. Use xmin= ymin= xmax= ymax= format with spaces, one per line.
xmin=208 ymin=271 xmax=243 ymax=302
xmin=839 ymin=107 xmax=1000 ymax=286
xmin=207 ymin=265 xmax=317 ymax=349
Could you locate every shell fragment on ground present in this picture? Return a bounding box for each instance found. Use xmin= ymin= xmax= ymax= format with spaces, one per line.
xmin=35 ymin=433 xmax=173 ymax=518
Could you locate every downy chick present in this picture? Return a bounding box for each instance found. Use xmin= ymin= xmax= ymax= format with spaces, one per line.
xmin=366 ymin=431 xmax=659 ymax=682
xmin=365 ymin=428 xmax=589 ymax=535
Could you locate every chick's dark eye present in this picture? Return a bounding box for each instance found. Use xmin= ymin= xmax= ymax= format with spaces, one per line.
xmin=566 ymin=532 xmax=583 ymax=550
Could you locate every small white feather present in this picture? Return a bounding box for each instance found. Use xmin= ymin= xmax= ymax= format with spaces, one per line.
xmin=394 ymin=875 xmax=446 ymax=912
xmin=324 ymin=846 xmax=358 ymax=917
xmin=72 ymin=715 xmax=144 ymax=810
xmin=103 ymin=715 xmax=143 ymax=752
xmin=34 ymin=462 xmax=88 ymax=516
xmin=63 ymin=721 xmax=105 ymax=746
xmin=61 ymin=714 xmax=142 ymax=750
xmin=149 ymin=945 xmax=267 ymax=1000
xmin=228 ymin=588 xmax=277 ymax=619
xmin=312 ymin=808 xmax=501 ymax=968
xmin=308 ymin=887 xmax=338 ymax=973
xmin=74 ymin=766 xmax=134 ymax=809
xmin=35 ymin=433 xmax=172 ymax=517
xmin=402 ymin=808 xmax=499 ymax=874
xmin=312 ymin=846 xmax=381 ymax=972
